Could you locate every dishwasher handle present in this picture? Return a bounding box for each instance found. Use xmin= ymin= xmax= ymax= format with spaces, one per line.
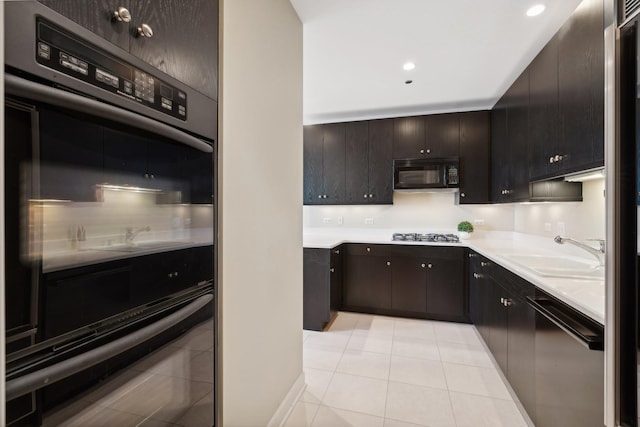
xmin=526 ymin=296 xmax=604 ymax=351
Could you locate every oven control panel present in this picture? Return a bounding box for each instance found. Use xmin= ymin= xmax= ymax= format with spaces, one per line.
xmin=35 ymin=20 xmax=187 ymax=121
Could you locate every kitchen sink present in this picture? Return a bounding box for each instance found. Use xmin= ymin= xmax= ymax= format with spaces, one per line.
xmin=501 ymin=254 xmax=604 ymax=281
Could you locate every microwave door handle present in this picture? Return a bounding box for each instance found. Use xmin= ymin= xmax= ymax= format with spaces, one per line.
xmin=4 ymin=74 xmax=212 ymax=153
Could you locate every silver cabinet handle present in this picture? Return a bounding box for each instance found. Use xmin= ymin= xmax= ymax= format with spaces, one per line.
xmin=318 ymin=195 xmax=322 ymax=199
xmin=330 ymin=268 xmax=335 ymax=273
xmin=137 ymin=23 xmax=154 ymax=38
xmin=473 ymin=273 xmax=480 ymax=279
xmin=369 ymin=194 xmax=373 ymax=198
xmin=174 ymin=271 xmax=178 ymax=277
xmin=480 ymin=261 xmax=488 ymax=267
xmin=421 ymin=263 xmax=426 ymax=268
xmin=504 ymin=299 xmax=512 ymax=307
xmin=469 ymin=253 xmax=476 ymax=258
xmin=420 ymin=149 xmax=425 ymax=154
xmin=386 ymin=261 xmax=391 ymax=266
xmin=323 ymin=195 xmax=327 ymax=199
xmin=334 ymin=249 xmax=340 ymax=255
xmin=113 ymin=6 xmax=132 ymax=22
xmin=366 ymin=247 xmax=371 ymax=252
xmin=549 ymin=156 xmax=555 ymax=164
xmin=428 ymin=263 xmax=433 ymax=269
xmin=150 ymin=174 xmax=155 ymax=179
xmin=500 ymin=297 xmax=505 ymax=303
xmin=460 ymin=193 xmax=465 ymax=198
xmin=426 ymin=149 xmax=431 ymax=154
xmin=364 ymin=194 xmax=368 ymax=198
xmin=168 ymin=273 xmax=173 ymax=278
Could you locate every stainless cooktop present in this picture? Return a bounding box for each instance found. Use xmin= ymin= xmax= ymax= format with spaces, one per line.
xmin=392 ymin=233 xmax=460 ymax=243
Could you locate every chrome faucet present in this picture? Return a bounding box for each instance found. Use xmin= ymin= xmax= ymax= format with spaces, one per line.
xmin=125 ymin=226 xmax=151 ymax=244
xmin=554 ymin=235 xmax=605 ymax=266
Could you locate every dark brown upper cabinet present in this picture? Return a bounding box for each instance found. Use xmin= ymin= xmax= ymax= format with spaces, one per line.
xmin=528 ymin=34 xmax=559 ymax=180
xmin=303 ymin=123 xmax=346 ymax=205
xmin=392 ymin=116 xmax=425 ymax=159
xmin=37 ymin=0 xmax=218 ymax=100
xmin=557 ymin=0 xmax=604 ymax=175
xmin=425 ymin=113 xmax=460 ymax=158
xmin=458 ymin=111 xmax=491 ymax=204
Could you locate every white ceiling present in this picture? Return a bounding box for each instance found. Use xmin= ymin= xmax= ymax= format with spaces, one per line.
xmin=290 ymin=0 xmax=583 ymax=124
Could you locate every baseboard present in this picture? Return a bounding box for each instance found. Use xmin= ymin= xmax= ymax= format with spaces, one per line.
xmin=267 ymin=371 xmax=306 ymax=427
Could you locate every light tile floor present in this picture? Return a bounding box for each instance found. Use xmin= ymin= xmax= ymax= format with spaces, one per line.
xmin=42 ymin=317 xmax=214 ymax=427
xmin=286 ymin=312 xmax=530 ymax=427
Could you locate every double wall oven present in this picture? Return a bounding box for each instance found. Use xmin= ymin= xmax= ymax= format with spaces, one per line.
xmin=4 ymin=2 xmax=216 ymax=425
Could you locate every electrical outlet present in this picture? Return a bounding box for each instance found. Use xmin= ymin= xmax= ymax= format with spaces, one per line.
xmin=337 ymin=216 xmax=343 ymax=225
xmin=557 ymin=222 xmax=566 ymax=235
xmin=364 ymin=217 xmax=374 ymax=225
xmin=322 ymin=217 xmax=332 ymax=224
xmin=544 ymin=222 xmax=552 ymax=232
xmin=473 ymin=219 xmax=485 ymax=226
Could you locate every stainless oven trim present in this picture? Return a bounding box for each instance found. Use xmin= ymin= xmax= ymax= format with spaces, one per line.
xmin=5 ymin=74 xmax=213 ymax=153
xmin=6 ymin=292 xmax=213 ymax=401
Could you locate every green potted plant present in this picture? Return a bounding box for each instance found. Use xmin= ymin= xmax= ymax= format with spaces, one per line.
xmin=457 ymin=220 xmax=474 ymax=240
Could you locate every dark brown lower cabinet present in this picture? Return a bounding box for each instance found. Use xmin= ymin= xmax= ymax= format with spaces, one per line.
xmin=303 ymin=246 xmax=343 ymax=331
xmin=341 ymin=244 xmax=467 ymax=321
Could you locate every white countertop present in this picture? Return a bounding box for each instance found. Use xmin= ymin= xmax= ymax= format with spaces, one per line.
xmin=303 ymin=228 xmax=605 ymax=325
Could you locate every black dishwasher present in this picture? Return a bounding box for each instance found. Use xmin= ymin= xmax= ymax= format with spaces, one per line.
xmin=528 ymin=290 xmax=604 ymax=427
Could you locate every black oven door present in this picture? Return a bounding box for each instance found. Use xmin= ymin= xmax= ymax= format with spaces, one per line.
xmin=4 ymin=78 xmax=214 ymax=422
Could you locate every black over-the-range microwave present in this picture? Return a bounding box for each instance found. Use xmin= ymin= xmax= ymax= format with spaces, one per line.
xmin=393 ymin=157 xmax=460 ymax=191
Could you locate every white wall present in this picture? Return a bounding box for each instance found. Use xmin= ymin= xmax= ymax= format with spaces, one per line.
xmin=304 ymin=179 xmax=605 ymax=242
xmin=514 ymin=179 xmax=606 ymax=242
xmin=220 ymin=1 xmax=303 ymax=426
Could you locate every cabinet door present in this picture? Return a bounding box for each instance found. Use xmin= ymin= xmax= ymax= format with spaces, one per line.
xmin=303 ymin=248 xmax=331 ymax=331
xmin=39 ymin=108 xmax=105 ymax=202
xmin=491 ymin=99 xmax=509 ymax=202
xmin=322 ymin=123 xmax=346 ymax=204
xmin=343 ymin=254 xmax=391 ymax=310
xmin=303 ymin=125 xmax=324 ymax=204
xmin=425 ymin=113 xmax=460 ymax=158
xmin=507 ymin=70 xmax=530 ymax=202
xmin=507 ymin=294 xmax=536 ymax=423
xmin=487 ymin=277 xmax=508 ymax=372
xmin=393 ymin=116 xmax=424 ymax=159
xmin=345 ymin=121 xmax=369 ymax=204
xmin=459 ymin=111 xmax=490 ymax=204
xmin=129 ymin=0 xmax=219 ymax=100
xmin=37 ymin=0 xmax=130 ymax=51
xmin=368 ymin=119 xmax=394 ymax=204
xmin=330 ymin=247 xmax=343 ymax=319
xmin=426 ymin=254 xmax=466 ymax=320
xmin=557 ymin=0 xmax=605 ymax=174
xmin=391 ymin=256 xmax=427 ymax=313
xmin=529 ymin=34 xmax=559 ymax=180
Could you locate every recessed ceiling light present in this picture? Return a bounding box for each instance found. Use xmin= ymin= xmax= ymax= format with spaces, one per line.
xmin=403 ymin=62 xmax=415 ymax=71
xmin=526 ymin=4 xmax=545 ymax=17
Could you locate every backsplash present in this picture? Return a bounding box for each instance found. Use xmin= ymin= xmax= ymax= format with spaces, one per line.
xmin=304 ymin=179 xmax=605 ymax=242
xmin=33 ymin=189 xmax=214 ymax=257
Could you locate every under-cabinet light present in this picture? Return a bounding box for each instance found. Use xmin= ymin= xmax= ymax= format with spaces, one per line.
xmin=563 ymin=169 xmax=605 ymax=182
xmin=96 ymin=184 xmax=162 ymax=193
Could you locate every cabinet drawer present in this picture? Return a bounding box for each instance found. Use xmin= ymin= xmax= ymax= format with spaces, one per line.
xmin=343 ymin=243 xmax=392 ymax=257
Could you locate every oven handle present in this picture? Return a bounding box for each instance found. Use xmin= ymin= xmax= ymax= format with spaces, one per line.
xmin=5 ymin=293 xmax=213 ymax=401
xmin=4 ymin=74 xmax=213 ymax=153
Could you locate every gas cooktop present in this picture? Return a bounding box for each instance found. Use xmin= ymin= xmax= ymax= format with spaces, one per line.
xmin=392 ymin=233 xmax=460 ymax=243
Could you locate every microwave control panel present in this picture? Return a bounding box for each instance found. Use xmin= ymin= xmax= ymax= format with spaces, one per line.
xmin=35 ymin=20 xmax=187 ymax=121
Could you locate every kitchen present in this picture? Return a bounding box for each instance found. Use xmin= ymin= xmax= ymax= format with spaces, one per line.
xmin=0 ymin=1 xmax=638 ymax=427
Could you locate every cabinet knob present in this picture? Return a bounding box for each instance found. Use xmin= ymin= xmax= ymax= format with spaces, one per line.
xmin=369 ymin=194 xmax=373 ymax=198
xmin=323 ymin=195 xmax=327 ymax=199
xmin=421 ymin=263 xmax=426 ymax=268
xmin=144 ymin=173 xmax=149 ymax=179
xmin=420 ymin=149 xmax=425 ymax=154
xmin=473 ymin=272 xmax=480 ymax=279
xmin=137 ymin=23 xmax=154 ymax=38
xmin=469 ymin=253 xmax=476 ymax=258
xmin=460 ymin=193 xmax=465 ymax=198
xmin=480 ymin=261 xmax=488 ymax=267
xmin=330 ymin=268 xmax=335 ymax=273
xmin=386 ymin=261 xmax=391 ymax=266
xmin=504 ymin=299 xmax=512 ymax=307
xmin=364 ymin=194 xmax=368 ymax=198
xmin=150 ymin=174 xmax=155 ymax=179
xmin=113 ymin=6 xmax=132 ymax=22
xmin=318 ymin=195 xmax=322 ymax=199
xmin=428 ymin=263 xmax=433 ymax=269
xmin=334 ymin=249 xmax=340 ymax=255
xmin=174 ymin=271 xmax=178 ymax=277
xmin=426 ymin=149 xmax=431 ymax=154
xmin=168 ymin=273 xmax=174 ymax=278
xmin=366 ymin=247 xmax=371 ymax=252
xmin=549 ymin=156 xmax=555 ymax=164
